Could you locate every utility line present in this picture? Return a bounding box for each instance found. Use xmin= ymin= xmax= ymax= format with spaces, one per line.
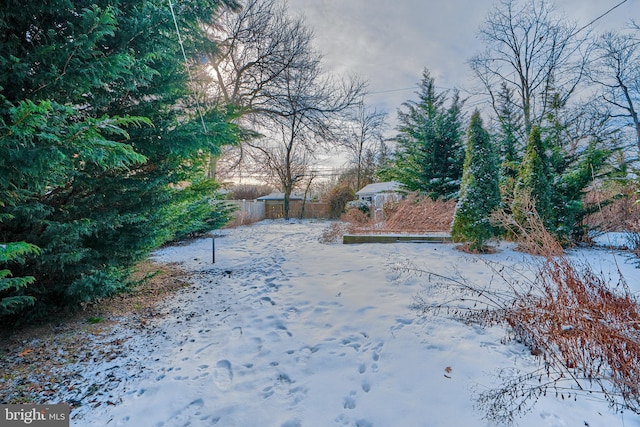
xmin=572 ymin=0 xmax=629 ymax=36
xmin=368 ymin=84 xmax=459 ymax=95
xmin=369 ymin=1 xmax=629 ymax=98
xmin=168 ymin=0 xmax=209 ymax=134
xmin=368 ymin=87 xmax=416 ymax=95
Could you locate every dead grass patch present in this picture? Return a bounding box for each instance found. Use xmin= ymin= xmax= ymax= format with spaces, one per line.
xmin=382 ymin=195 xmax=455 ymax=233
xmin=0 ymin=261 xmax=192 ymax=405
xmin=320 ymin=194 xmax=455 ymax=243
xmin=319 ymin=222 xmax=350 ymax=244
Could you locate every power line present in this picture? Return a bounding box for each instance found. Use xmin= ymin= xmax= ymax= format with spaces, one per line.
xmin=368 ymin=87 xmax=416 ymax=95
xmin=369 ymin=1 xmax=629 ymax=99
xmin=368 ymin=84 xmax=459 ymax=96
xmin=572 ymin=0 xmax=629 ymax=36
xmin=168 ymin=0 xmax=208 ymax=134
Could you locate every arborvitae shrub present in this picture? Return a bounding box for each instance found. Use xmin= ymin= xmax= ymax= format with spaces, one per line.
xmin=451 ymin=111 xmax=501 ymax=251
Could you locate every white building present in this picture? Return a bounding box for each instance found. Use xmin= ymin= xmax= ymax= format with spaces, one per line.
xmin=355 ymin=181 xmax=406 ymax=220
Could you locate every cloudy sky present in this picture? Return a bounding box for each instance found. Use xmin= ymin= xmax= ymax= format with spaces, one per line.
xmin=286 ymin=0 xmax=637 ymax=117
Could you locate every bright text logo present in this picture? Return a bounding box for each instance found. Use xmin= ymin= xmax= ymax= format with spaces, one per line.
xmin=1 ymin=405 xmax=68 ymax=427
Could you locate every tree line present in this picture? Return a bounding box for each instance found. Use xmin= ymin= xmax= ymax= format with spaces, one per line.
xmin=0 ymin=0 xmax=366 ymax=324
xmin=381 ymin=0 xmax=639 ymax=251
xmin=0 ymin=0 xmax=244 ymax=323
xmin=1 ymin=0 xmax=638 ymax=323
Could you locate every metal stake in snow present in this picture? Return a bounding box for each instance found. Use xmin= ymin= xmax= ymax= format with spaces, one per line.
xmin=212 ymin=237 xmax=215 ymax=264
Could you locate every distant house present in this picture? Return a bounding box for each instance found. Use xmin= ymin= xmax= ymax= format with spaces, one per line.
xmin=355 ymin=181 xmax=406 ymax=219
xmin=356 ymin=181 xmax=404 ymax=200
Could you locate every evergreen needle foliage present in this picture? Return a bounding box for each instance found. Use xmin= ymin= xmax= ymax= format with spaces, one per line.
xmin=0 ymin=0 xmax=240 ymax=323
xmin=381 ymin=68 xmax=465 ymax=200
xmin=0 ymin=242 xmax=40 ymax=315
xmin=512 ymin=126 xmax=552 ymax=227
xmin=451 ymin=111 xmax=501 ymax=251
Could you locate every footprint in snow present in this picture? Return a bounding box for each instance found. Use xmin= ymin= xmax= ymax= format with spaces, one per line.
xmin=343 ymin=391 xmax=357 ymax=409
xmin=274 ymin=373 xmax=293 ymax=395
xmin=164 ymin=398 xmax=204 ymax=425
xmin=295 ymin=346 xmax=313 ymax=366
xmin=262 ymin=373 xmax=295 ymax=399
xmin=230 ymin=326 xmax=243 ymax=339
xmin=213 ymin=360 xmax=233 ymax=390
xmin=261 ymin=296 xmax=276 ymax=306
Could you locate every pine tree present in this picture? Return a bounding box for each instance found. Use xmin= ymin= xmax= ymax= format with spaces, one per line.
xmin=381 ymin=68 xmax=465 ymax=200
xmin=451 ymin=111 xmax=501 ymax=252
xmin=512 ymin=126 xmax=552 ymax=226
xmin=0 ymin=0 xmax=240 ymax=321
xmin=0 ymin=242 xmax=39 ymax=316
xmin=495 ymin=83 xmax=523 ymax=191
xmin=544 ymin=96 xmax=611 ymax=241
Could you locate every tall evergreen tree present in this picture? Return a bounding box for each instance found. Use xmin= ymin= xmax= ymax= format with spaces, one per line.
xmin=512 ymin=126 xmax=552 ymax=225
xmin=542 ymin=98 xmax=610 ymax=241
xmin=0 ymin=243 xmax=40 ymax=316
xmin=381 ymin=68 xmax=465 ymax=200
xmin=0 ymin=0 xmax=240 ymax=321
xmin=495 ymin=83 xmax=523 ymax=189
xmin=451 ymin=111 xmax=501 ymax=251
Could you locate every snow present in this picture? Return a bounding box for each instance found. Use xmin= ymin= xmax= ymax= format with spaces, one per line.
xmin=71 ymin=220 xmax=640 ymax=427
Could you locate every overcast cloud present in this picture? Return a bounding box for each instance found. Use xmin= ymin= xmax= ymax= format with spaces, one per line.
xmin=286 ymin=0 xmax=637 ymax=116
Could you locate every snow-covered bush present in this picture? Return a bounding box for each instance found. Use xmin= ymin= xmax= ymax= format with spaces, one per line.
xmin=346 ymin=199 xmax=371 ymax=215
xmin=451 ymin=111 xmax=501 ymax=251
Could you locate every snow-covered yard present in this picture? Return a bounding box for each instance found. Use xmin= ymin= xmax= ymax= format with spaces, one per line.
xmin=72 ymin=220 xmax=640 ymax=426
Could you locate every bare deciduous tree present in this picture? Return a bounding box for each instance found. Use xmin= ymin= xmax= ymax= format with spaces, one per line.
xmin=470 ymin=0 xmax=589 ymax=133
xmin=249 ymin=128 xmax=310 ymax=201
xmin=247 ymin=57 xmax=365 ymax=218
xmin=206 ymin=0 xmax=308 ymax=115
xmin=589 ymin=27 xmax=640 ymax=153
xmin=207 ymin=0 xmax=365 ymax=219
xmin=340 ymin=101 xmax=388 ymax=190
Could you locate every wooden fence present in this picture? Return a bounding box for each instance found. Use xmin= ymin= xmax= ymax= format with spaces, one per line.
xmin=226 ymin=200 xmax=329 ymax=223
xmin=264 ymin=201 xmax=330 ymax=219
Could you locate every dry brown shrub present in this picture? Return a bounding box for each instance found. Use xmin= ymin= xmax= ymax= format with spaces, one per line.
xmin=582 ymin=184 xmax=640 ymax=233
xmin=504 ymin=256 xmax=640 ymax=409
xmin=409 ymin=201 xmax=640 ymax=423
xmin=322 ymin=194 xmax=456 ymax=241
xmin=383 ymin=195 xmax=455 ymax=232
xmin=342 ymin=207 xmax=371 ymax=226
xmin=492 ymin=193 xmax=563 ymax=257
xmin=346 ymin=194 xmax=455 ymax=234
xmin=318 ymin=222 xmax=349 ymax=244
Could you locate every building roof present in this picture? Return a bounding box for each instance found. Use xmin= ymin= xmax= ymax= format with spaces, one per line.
xmin=356 ymin=181 xmax=404 ymax=196
xmin=256 ymin=192 xmax=304 ymax=201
